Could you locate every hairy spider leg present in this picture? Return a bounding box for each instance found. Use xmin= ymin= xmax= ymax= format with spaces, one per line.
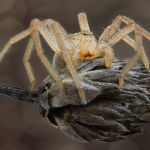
xmin=95 ymin=25 xmax=134 ymax=69
xmin=102 ymin=17 xmax=145 ymax=88
xmin=30 ymin=19 xmax=64 ymax=94
xmin=22 ymin=19 xmax=63 ymax=94
xmin=123 ymin=35 xmax=149 ymax=71
xmin=0 ymin=29 xmax=31 ymax=60
xmin=97 ymin=16 xmax=133 ymax=68
xmin=78 ymin=13 xmax=90 ymax=32
xmin=43 ymin=19 xmax=73 ymax=51
xmin=51 ymin=22 xmax=87 ymax=104
xmin=120 ymin=16 xmax=150 ymax=71
xmin=43 ymin=19 xmax=80 ymax=68
xmin=119 ymin=25 xmax=143 ymax=88
xmin=0 ymin=29 xmax=35 ymax=93
xmin=97 ymin=15 xmax=150 ymax=88
xmin=105 ymin=15 xmax=149 ymax=71
xmin=0 ymin=19 xmax=65 ymax=94
xmin=99 ymin=16 xmax=122 ymax=42
xmin=23 ymin=38 xmax=35 ymax=94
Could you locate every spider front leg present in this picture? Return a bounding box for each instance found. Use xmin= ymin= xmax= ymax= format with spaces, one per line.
xmin=51 ymin=22 xmax=87 ymax=104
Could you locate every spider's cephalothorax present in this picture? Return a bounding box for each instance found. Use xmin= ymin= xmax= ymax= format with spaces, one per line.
xmin=0 ymin=13 xmax=150 ymax=104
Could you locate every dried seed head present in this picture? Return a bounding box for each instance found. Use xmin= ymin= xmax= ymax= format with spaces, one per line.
xmin=37 ymin=56 xmax=150 ymax=142
xmin=0 ymin=56 xmax=149 ymax=142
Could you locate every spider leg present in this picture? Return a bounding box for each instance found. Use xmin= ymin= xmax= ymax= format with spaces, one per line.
xmin=42 ymin=19 xmax=79 ymax=68
xmin=42 ymin=19 xmax=74 ymax=53
xmin=99 ymin=16 xmax=122 ymax=42
xmin=33 ymin=19 xmax=62 ymax=55
xmin=116 ymin=16 xmax=150 ymax=71
xmin=95 ymin=24 xmax=134 ymax=68
xmin=30 ymin=19 xmax=64 ymax=94
xmin=120 ymin=16 xmax=150 ymax=71
xmin=119 ymin=25 xmax=143 ymax=88
xmin=104 ymin=15 xmax=150 ymax=72
xmin=51 ymin=22 xmax=87 ymax=104
xmin=0 ymin=29 xmax=30 ymax=60
xmin=121 ymin=15 xmax=150 ymax=41
xmin=123 ymin=35 xmax=149 ymax=71
xmin=0 ymin=29 xmax=37 ymax=94
xmin=78 ymin=13 xmax=90 ymax=32
xmin=98 ymin=15 xmax=150 ymax=88
xmin=95 ymin=16 xmax=132 ymax=68
xmin=102 ymin=22 xmax=147 ymax=88
xmin=23 ymin=38 xmax=35 ymax=94
xmin=106 ymin=24 xmax=134 ymax=46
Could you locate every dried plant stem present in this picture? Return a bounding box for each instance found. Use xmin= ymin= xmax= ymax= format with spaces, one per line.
xmin=0 ymin=83 xmax=38 ymax=103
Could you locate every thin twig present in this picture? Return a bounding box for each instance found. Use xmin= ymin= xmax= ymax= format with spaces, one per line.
xmin=0 ymin=83 xmax=39 ymax=104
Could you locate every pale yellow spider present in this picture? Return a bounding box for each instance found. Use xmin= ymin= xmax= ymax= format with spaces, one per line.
xmin=0 ymin=12 xmax=150 ymax=104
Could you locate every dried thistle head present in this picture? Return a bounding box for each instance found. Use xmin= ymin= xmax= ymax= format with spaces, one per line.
xmin=0 ymin=54 xmax=150 ymax=142
xmin=36 ymin=54 xmax=150 ymax=142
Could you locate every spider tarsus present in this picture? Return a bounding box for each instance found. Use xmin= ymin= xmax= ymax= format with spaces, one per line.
xmin=57 ymin=81 xmax=65 ymax=95
xmin=79 ymin=88 xmax=87 ymax=105
xmin=119 ymin=83 xmax=123 ymax=90
xmin=119 ymin=74 xmax=125 ymax=90
xmin=29 ymin=81 xmax=35 ymax=95
xmin=82 ymin=100 xmax=87 ymax=105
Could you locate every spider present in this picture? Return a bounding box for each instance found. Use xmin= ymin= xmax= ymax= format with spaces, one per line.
xmin=0 ymin=13 xmax=150 ymax=104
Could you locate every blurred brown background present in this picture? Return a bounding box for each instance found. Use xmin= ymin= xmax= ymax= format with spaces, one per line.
xmin=0 ymin=0 xmax=150 ymax=150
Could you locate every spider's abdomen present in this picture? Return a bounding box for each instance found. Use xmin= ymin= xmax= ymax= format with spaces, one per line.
xmin=69 ymin=32 xmax=97 ymax=57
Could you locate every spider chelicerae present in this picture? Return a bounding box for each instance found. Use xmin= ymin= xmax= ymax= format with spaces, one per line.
xmin=0 ymin=12 xmax=150 ymax=104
